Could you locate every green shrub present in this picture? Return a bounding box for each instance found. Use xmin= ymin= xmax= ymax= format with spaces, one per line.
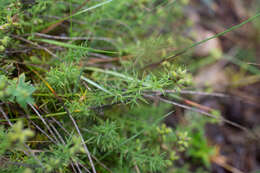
xmin=1 ymin=0 xmax=255 ymax=172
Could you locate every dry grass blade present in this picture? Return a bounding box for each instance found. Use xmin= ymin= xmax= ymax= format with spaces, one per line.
xmin=211 ymin=154 xmax=244 ymax=173
xmin=0 ymin=106 xmax=12 ymax=126
xmin=81 ymin=76 xmax=113 ymax=95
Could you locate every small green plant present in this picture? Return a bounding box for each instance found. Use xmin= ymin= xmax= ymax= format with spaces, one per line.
xmin=0 ymin=73 xmax=35 ymax=108
xmin=0 ymin=121 xmax=34 ymax=155
xmin=184 ymin=112 xmax=216 ymax=169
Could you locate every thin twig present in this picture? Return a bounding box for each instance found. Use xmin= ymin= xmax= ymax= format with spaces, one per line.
xmin=247 ymin=62 xmax=260 ymax=66
xmin=0 ymin=106 xmax=12 ymax=126
xmin=92 ymin=155 xmax=113 ymax=173
xmin=144 ymin=94 xmax=253 ymax=136
xmin=149 ymin=90 xmax=229 ymax=97
xmin=34 ymin=33 xmax=116 ymax=42
xmin=29 ymin=104 xmax=59 ymax=143
xmin=143 ymin=12 xmax=260 ymax=69
xmin=63 ymin=105 xmax=97 ymax=173
xmin=49 ymin=122 xmax=65 ymax=145
xmin=50 ymin=118 xmax=89 ymax=173
xmin=88 ymin=52 xmax=111 ymax=59
xmin=48 ymin=121 xmax=81 ymax=173
xmin=134 ymin=162 xmax=141 ymax=173
xmin=51 ymin=117 xmax=71 ymax=136
xmin=3 ymin=161 xmax=41 ymax=168
xmin=27 ymin=118 xmax=57 ymax=144
xmin=11 ymin=35 xmax=59 ymax=59
xmin=78 ymin=162 xmax=92 ymax=173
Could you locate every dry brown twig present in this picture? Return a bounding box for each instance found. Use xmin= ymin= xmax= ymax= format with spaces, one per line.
xmin=11 ymin=35 xmax=59 ymax=59
xmin=143 ymin=94 xmax=254 ymax=137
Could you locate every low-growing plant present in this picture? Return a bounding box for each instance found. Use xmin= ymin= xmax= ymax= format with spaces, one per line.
xmin=1 ymin=0 xmax=259 ymax=172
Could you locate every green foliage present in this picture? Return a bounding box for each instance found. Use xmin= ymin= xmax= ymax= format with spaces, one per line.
xmin=45 ymin=63 xmax=81 ymax=94
xmin=183 ymin=112 xmax=216 ymax=168
xmin=40 ymin=136 xmax=84 ymax=172
xmin=0 ymin=73 xmax=36 ymax=108
xmin=0 ymin=0 xmax=229 ymax=172
xmin=0 ymin=121 xmax=34 ymax=155
xmin=187 ymin=129 xmax=214 ymax=168
xmin=92 ymin=120 xmax=120 ymax=152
